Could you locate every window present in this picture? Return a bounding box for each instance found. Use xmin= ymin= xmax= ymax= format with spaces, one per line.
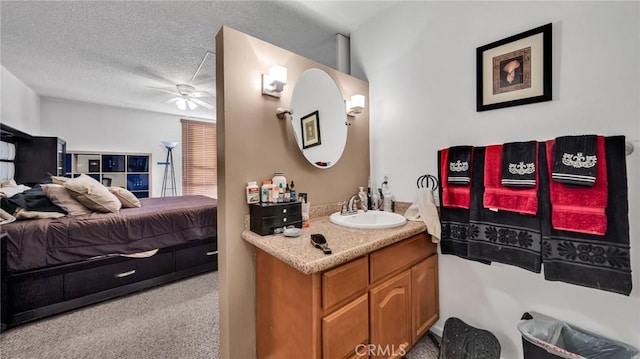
xmin=181 ymin=119 xmax=217 ymax=198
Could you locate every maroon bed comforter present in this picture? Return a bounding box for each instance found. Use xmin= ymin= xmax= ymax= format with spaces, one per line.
xmin=3 ymin=195 xmax=217 ymax=271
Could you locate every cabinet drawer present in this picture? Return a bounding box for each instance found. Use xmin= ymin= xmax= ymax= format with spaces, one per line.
xmin=64 ymin=252 xmax=173 ymax=299
xmin=369 ymin=233 xmax=435 ymax=284
xmin=322 ymin=293 xmax=369 ymax=359
xmin=175 ymin=241 xmax=218 ymax=271
xmin=323 ymin=256 xmax=368 ymax=311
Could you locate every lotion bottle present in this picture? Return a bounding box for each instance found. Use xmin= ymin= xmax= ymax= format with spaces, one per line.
xmin=246 ymin=182 xmax=259 ymax=204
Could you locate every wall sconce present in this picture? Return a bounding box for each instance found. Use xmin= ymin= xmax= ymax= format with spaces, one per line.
xmin=346 ymin=94 xmax=365 ymax=116
xmin=262 ymin=65 xmax=288 ymax=98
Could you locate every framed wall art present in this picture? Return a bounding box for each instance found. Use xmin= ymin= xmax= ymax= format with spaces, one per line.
xmin=301 ymin=110 xmax=321 ymax=149
xmin=476 ymin=23 xmax=552 ymax=111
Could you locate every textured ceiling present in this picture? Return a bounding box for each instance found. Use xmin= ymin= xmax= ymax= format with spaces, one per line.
xmin=0 ymin=1 xmax=393 ymax=120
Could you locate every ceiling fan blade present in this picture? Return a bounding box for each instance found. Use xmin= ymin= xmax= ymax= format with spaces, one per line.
xmin=191 ymin=98 xmax=214 ymax=109
xmin=190 ymin=91 xmax=214 ymax=98
xmin=164 ymin=97 xmax=180 ymax=104
xmin=146 ymin=86 xmax=179 ymax=95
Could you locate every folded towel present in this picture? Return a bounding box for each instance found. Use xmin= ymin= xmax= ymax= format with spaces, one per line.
xmin=483 ymin=144 xmax=538 ymax=215
xmin=447 ymin=146 xmax=473 ymax=185
xmin=552 ymin=135 xmax=598 ymax=186
xmin=438 ymin=149 xmax=491 ymax=264
xmin=546 ymin=136 xmax=607 ymax=235
xmin=405 ymin=187 xmax=441 ymax=243
xmin=469 ymin=147 xmax=543 ymax=273
xmin=501 ymin=141 xmax=537 ymax=187
xmin=440 ymin=148 xmax=472 ymax=209
xmin=541 ymin=137 xmax=631 ymax=295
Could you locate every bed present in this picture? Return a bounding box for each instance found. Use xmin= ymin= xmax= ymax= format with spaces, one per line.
xmin=0 ymin=124 xmax=218 ymax=331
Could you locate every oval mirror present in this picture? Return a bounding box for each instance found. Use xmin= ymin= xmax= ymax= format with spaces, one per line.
xmin=291 ymin=68 xmax=347 ymax=169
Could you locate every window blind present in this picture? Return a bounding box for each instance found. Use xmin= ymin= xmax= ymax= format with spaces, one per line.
xmin=181 ymin=119 xmax=217 ymax=198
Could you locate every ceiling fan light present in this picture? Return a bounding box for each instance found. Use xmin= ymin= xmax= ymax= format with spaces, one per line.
xmin=187 ymin=99 xmax=197 ymax=110
xmin=176 ymin=98 xmax=187 ymax=111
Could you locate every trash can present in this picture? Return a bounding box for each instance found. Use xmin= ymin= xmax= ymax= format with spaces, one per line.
xmin=518 ymin=312 xmax=639 ymax=359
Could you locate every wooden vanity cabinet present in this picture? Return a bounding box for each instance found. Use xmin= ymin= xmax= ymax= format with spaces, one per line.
xmin=255 ymin=232 xmax=438 ymax=359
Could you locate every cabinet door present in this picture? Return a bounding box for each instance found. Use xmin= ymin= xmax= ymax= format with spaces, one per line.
xmin=369 ymin=270 xmax=412 ymax=359
xmin=322 ymin=293 xmax=369 ymax=359
xmin=411 ymin=255 xmax=439 ymax=344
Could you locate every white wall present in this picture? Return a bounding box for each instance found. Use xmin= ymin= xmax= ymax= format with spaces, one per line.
xmin=39 ymin=97 xmax=208 ymax=197
xmin=352 ymin=2 xmax=639 ymax=357
xmin=1 ymin=65 xmax=41 ymax=135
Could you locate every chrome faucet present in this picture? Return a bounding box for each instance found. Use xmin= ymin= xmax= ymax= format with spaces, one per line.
xmin=340 ymin=193 xmax=368 ymax=215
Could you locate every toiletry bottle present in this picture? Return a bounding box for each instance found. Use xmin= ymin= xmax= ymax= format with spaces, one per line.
xmin=246 ymin=181 xmax=260 ymax=204
xmin=284 ymin=183 xmax=291 ymax=202
xmin=358 ymin=186 xmax=368 ymax=211
xmin=371 ymin=182 xmax=379 ymax=210
xmin=272 ymin=173 xmax=286 ymax=191
xmin=382 ymin=177 xmax=393 ymax=212
xmin=378 ymin=188 xmax=385 ymax=210
xmin=271 ymin=184 xmax=279 ymax=203
xmin=278 ymin=183 xmax=284 ymax=203
xmin=261 ymin=180 xmax=272 ymax=203
xmin=367 ymin=187 xmax=373 ymax=210
xmin=289 ymin=181 xmax=296 ymax=202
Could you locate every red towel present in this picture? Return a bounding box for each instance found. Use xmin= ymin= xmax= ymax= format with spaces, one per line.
xmin=546 ymin=137 xmax=608 ymax=235
xmin=440 ymin=148 xmax=472 ymax=209
xmin=483 ymin=144 xmax=538 ymax=215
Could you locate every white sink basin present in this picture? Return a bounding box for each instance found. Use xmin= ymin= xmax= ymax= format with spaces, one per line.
xmin=329 ymin=210 xmax=407 ymax=229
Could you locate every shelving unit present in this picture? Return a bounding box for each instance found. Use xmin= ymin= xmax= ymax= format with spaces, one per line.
xmin=65 ymin=151 xmax=151 ymax=198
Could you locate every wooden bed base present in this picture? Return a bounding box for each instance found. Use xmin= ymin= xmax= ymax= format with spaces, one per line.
xmin=0 ymin=235 xmax=217 ymax=331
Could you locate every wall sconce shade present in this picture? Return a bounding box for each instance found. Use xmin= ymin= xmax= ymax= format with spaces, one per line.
xmin=262 ymin=65 xmax=288 ymax=98
xmin=347 ymin=94 xmax=366 ymax=116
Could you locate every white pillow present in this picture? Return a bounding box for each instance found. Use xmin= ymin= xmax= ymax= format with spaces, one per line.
xmin=41 ymin=184 xmax=92 ymax=216
xmin=63 ymin=174 xmax=121 ymax=213
xmin=108 ymin=187 xmax=142 ymax=208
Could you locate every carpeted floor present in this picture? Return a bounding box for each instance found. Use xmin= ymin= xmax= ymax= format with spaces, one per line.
xmin=0 ymin=271 xmax=438 ymax=358
xmin=0 ymin=272 xmax=220 ymax=359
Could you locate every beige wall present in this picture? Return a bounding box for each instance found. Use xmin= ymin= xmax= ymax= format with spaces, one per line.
xmin=216 ymin=26 xmax=370 ymax=358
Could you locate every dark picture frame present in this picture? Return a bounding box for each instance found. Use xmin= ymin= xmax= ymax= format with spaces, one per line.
xmin=476 ymin=23 xmax=552 ymax=111
xmin=301 ymin=110 xmax=321 ymax=149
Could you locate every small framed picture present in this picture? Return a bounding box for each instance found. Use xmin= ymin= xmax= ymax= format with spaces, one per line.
xmin=476 ymin=23 xmax=552 ymax=111
xmin=301 ymin=110 xmax=321 ymax=149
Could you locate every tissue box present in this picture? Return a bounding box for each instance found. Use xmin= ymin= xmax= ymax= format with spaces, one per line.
xmin=250 ymin=202 xmax=302 ymax=236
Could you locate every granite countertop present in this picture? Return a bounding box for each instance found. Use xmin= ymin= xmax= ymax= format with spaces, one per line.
xmin=242 ymin=206 xmax=427 ymax=275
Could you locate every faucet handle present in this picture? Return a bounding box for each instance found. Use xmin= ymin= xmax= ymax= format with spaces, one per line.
xmin=339 ymin=201 xmax=348 ymax=214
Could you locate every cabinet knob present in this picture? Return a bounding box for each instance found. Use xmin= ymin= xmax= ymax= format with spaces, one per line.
xmin=283 ymin=209 xmax=287 ymax=214
xmin=283 ymin=218 xmax=287 ymax=222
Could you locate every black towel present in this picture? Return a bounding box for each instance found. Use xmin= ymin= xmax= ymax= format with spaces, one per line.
xmin=552 ymin=135 xmax=598 ymax=186
xmin=447 ymin=146 xmax=473 ymax=185
xmin=467 ymin=147 xmax=543 ymax=273
xmin=501 ymin=141 xmax=537 ymax=187
xmin=438 ymin=149 xmax=490 ymax=264
xmin=541 ymin=136 xmax=632 ymax=295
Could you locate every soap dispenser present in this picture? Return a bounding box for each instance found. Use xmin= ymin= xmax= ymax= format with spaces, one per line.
xmin=358 ymin=186 xmax=368 ymax=212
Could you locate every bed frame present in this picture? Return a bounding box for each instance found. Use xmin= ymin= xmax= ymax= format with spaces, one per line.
xmin=0 ymin=124 xmax=218 ymax=331
xmin=0 ymin=235 xmax=217 ymax=331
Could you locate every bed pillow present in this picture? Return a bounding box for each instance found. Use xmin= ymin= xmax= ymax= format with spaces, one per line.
xmin=41 ymin=183 xmax=92 ymax=216
xmin=51 ymin=176 xmax=70 ymax=185
xmin=63 ymin=174 xmax=122 ymax=213
xmin=108 ymin=187 xmax=142 ymax=208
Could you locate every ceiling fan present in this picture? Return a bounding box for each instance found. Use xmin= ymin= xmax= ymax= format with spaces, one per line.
xmin=148 ymin=51 xmax=215 ymax=111
xmin=154 ymin=84 xmax=214 ymax=110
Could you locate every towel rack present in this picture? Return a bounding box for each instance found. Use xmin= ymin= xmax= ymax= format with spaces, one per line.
xmin=417 ymin=174 xmax=439 ymax=190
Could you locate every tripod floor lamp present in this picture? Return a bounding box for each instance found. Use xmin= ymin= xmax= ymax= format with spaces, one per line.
xmin=161 ymin=141 xmax=178 ymax=197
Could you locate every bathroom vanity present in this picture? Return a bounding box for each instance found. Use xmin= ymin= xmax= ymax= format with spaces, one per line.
xmin=243 ymin=214 xmax=438 ymax=359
